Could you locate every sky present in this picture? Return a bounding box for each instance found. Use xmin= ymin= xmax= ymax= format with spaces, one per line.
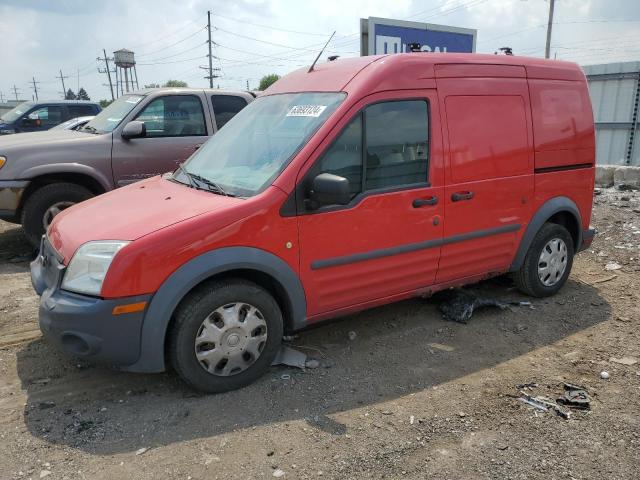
xmin=0 ymin=0 xmax=639 ymax=102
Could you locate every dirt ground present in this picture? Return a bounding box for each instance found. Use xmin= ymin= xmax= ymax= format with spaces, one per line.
xmin=0 ymin=188 xmax=639 ymax=480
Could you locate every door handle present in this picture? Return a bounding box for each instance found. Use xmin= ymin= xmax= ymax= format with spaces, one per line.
xmin=412 ymin=196 xmax=438 ymax=208
xmin=451 ymin=191 xmax=474 ymax=202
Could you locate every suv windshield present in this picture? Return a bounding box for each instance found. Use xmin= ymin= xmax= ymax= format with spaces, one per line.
xmin=0 ymin=102 xmax=34 ymax=122
xmin=174 ymin=92 xmax=345 ymax=197
xmin=82 ymin=95 xmax=144 ymax=134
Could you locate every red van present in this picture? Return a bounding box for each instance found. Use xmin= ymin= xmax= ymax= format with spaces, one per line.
xmin=31 ymin=53 xmax=596 ymax=392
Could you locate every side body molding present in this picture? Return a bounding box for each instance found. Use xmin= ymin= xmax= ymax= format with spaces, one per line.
xmin=509 ymin=196 xmax=582 ymax=272
xmin=123 ymin=247 xmax=307 ymax=373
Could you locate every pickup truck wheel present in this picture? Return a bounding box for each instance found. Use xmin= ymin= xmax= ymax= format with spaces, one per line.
xmin=514 ymin=223 xmax=574 ymax=297
xmin=168 ymin=279 xmax=283 ymax=393
xmin=21 ymin=183 xmax=93 ymax=248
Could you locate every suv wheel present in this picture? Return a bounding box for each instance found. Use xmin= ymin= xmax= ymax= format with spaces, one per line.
xmin=168 ymin=279 xmax=283 ymax=393
xmin=21 ymin=183 xmax=93 ymax=248
xmin=514 ymin=222 xmax=574 ymax=297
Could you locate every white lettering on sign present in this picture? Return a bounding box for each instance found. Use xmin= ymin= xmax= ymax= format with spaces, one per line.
xmin=286 ymin=105 xmax=327 ymax=117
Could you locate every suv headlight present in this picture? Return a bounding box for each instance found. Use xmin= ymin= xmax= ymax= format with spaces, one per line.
xmin=61 ymin=241 xmax=129 ymax=296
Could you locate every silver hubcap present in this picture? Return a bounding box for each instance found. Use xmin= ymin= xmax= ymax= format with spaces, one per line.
xmin=538 ymin=237 xmax=568 ymax=287
xmin=194 ymin=302 xmax=268 ymax=376
xmin=43 ymin=201 xmax=74 ymax=230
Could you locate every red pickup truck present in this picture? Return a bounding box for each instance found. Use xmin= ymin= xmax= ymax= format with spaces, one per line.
xmin=31 ymin=53 xmax=596 ymax=393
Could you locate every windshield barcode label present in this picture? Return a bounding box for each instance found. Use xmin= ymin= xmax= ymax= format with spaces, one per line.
xmin=286 ymin=105 xmax=327 ymax=117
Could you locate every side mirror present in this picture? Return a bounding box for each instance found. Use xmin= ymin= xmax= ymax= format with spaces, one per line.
xmin=121 ymin=121 xmax=146 ymax=139
xmin=307 ymin=173 xmax=351 ymax=209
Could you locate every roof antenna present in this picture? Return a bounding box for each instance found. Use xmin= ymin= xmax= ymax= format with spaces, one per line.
xmin=308 ymin=31 xmax=336 ymax=73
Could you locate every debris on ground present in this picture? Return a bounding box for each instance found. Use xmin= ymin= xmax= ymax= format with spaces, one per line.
xmin=600 ymin=371 xmax=610 ymax=379
xmin=605 ymin=262 xmax=623 ymax=271
xmin=516 ymin=391 xmax=571 ymax=419
xmin=512 ymin=382 xmax=593 ymax=419
xmin=272 ymin=468 xmax=285 ymax=477
xmin=272 ymin=345 xmax=307 ymax=369
xmin=348 ymin=331 xmax=357 ymax=341
xmin=135 ymin=447 xmax=149 ymax=455
xmin=610 ymin=356 xmax=638 ymax=366
xmin=557 ymin=383 xmax=591 ymax=410
xmin=438 ymin=290 xmax=509 ymax=323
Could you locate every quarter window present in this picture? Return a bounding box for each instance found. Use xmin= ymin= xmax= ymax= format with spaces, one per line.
xmin=211 ymin=95 xmax=248 ymax=129
xmin=135 ymin=95 xmax=206 ymax=137
xmin=314 ymin=100 xmax=429 ymax=202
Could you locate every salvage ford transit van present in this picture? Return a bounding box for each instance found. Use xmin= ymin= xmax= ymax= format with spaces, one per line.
xmin=31 ymin=53 xmax=596 ymax=392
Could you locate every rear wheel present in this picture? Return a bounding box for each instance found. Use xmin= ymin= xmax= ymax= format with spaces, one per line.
xmin=21 ymin=183 xmax=93 ymax=248
xmin=168 ymin=279 xmax=283 ymax=393
xmin=514 ymin=223 xmax=574 ymax=297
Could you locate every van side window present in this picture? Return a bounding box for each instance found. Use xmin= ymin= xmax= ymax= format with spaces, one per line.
xmin=318 ymin=115 xmax=363 ymax=198
xmin=135 ymin=95 xmax=206 ymax=137
xmin=445 ymin=95 xmax=529 ymax=183
xmin=315 ymin=100 xmax=429 ymax=201
xmin=364 ymin=101 xmax=429 ymax=190
xmin=68 ymin=105 xmax=97 ymax=117
xmin=211 ymin=95 xmax=248 ymax=129
xmin=27 ymin=106 xmax=64 ymax=127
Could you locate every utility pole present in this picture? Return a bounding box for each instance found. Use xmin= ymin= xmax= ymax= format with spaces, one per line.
xmin=12 ymin=85 xmax=19 ymax=101
xmin=246 ymin=79 xmax=249 ymax=90
xmin=56 ymin=69 xmax=68 ymax=99
xmin=98 ymin=50 xmax=115 ymax=101
xmin=203 ymin=10 xmax=221 ymax=87
xmin=545 ymin=0 xmax=555 ymax=59
xmin=31 ymin=77 xmax=40 ymax=101
xmin=0 ymin=91 xmax=4 ymax=103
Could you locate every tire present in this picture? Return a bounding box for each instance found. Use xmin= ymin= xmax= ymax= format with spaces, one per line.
xmin=21 ymin=183 xmax=93 ymax=248
xmin=168 ymin=279 xmax=284 ymax=393
xmin=514 ymin=223 xmax=575 ymax=297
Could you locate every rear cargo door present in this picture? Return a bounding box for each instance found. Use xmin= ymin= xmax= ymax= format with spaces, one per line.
xmin=434 ymin=64 xmax=535 ymax=283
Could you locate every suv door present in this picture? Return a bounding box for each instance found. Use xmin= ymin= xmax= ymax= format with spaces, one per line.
xmin=20 ymin=105 xmax=65 ymax=132
xmin=295 ymin=91 xmax=444 ymax=317
xmin=111 ymin=93 xmax=211 ymax=186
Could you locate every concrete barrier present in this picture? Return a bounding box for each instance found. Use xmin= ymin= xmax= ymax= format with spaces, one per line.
xmin=595 ymin=165 xmax=640 ymax=188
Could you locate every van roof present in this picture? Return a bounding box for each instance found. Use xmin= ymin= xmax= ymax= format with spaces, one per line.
xmin=265 ymin=53 xmax=586 ymax=96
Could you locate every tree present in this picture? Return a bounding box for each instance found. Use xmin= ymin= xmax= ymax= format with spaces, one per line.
xmin=99 ymin=99 xmax=113 ymax=108
xmin=258 ymin=74 xmax=280 ymax=91
xmin=77 ymin=87 xmax=90 ymax=100
xmin=144 ymin=83 xmax=160 ymax=89
xmin=65 ymin=89 xmax=76 ymax=100
xmin=163 ymin=80 xmax=188 ymax=88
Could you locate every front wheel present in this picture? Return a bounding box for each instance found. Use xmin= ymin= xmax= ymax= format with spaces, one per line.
xmin=21 ymin=183 xmax=93 ymax=248
xmin=514 ymin=223 xmax=575 ymax=297
xmin=168 ymin=279 xmax=283 ymax=393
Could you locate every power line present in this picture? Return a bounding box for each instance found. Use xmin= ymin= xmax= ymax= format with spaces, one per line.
xmin=137 ymin=55 xmax=205 ymax=66
xmin=137 ymin=26 xmax=206 ymax=58
xmin=211 ymin=12 xmax=333 ymax=37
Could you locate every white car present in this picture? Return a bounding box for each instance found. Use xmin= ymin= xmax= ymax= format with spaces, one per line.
xmin=51 ymin=116 xmax=95 ymax=131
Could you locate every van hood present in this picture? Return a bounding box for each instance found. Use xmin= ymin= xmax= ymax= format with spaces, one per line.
xmin=48 ymin=175 xmax=243 ymax=262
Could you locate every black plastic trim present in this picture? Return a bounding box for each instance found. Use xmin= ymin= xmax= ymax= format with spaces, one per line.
xmin=534 ymin=163 xmax=593 ymax=174
xmin=311 ymin=223 xmax=521 ymax=270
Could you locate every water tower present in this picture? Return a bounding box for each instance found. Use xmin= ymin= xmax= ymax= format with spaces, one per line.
xmin=113 ymin=48 xmax=139 ymax=94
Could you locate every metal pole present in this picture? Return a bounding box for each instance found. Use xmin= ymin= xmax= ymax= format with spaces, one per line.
xmin=31 ymin=77 xmax=39 ymax=101
xmin=12 ymin=85 xmax=19 ymax=101
xmin=545 ymin=0 xmax=555 ymax=59
xmin=103 ymin=50 xmax=115 ymax=101
xmin=124 ymin=68 xmax=130 ymax=93
xmin=57 ymin=69 xmax=68 ymax=99
xmin=207 ymin=10 xmax=214 ymax=88
xmin=133 ymin=65 xmax=140 ymax=90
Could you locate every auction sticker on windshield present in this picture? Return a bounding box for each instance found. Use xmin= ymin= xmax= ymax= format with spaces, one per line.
xmin=286 ymin=105 xmax=327 ymax=117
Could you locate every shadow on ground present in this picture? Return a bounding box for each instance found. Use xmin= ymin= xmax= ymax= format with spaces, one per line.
xmin=16 ymin=276 xmax=610 ymax=455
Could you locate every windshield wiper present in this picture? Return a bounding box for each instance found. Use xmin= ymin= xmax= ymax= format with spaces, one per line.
xmin=173 ymin=164 xmax=233 ymax=197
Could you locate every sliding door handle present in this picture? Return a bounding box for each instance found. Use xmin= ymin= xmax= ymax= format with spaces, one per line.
xmin=412 ymin=196 xmax=438 ymax=208
xmin=451 ymin=191 xmax=474 ymax=202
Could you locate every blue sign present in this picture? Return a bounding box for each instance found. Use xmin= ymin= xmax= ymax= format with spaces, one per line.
xmin=361 ymin=17 xmax=476 ymax=56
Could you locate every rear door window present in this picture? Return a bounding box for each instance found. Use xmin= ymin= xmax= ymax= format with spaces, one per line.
xmin=27 ymin=106 xmax=65 ymax=127
xmin=135 ymin=95 xmax=207 ymax=137
xmin=211 ymin=95 xmax=248 ymax=129
xmin=68 ymin=105 xmax=97 ymax=117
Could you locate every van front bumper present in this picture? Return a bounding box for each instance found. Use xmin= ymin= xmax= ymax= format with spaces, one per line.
xmin=0 ymin=180 xmax=29 ymax=222
xmin=31 ymin=238 xmax=151 ymax=367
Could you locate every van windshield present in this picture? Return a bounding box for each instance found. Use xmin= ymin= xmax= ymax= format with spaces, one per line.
xmin=0 ymin=102 xmax=34 ymax=122
xmin=81 ymin=94 xmax=144 ymax=134
xmin=174 ymin=92 xmax=346 ymax=197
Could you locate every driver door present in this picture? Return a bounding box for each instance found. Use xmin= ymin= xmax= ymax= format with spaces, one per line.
xmin=111 ymin=94 xmax=211 ymax=186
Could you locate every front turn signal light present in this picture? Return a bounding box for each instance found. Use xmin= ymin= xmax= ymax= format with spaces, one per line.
xmin=0 ymin=156 xmax=6 ymax=169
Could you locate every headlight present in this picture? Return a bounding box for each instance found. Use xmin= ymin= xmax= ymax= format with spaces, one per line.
xmin=0 ymin=129 xmax=15 ymax=134
xmin=61 ymin=241 xmax=129 ymax=296
xmin=0 ymin=156 xmax=5 ymax=169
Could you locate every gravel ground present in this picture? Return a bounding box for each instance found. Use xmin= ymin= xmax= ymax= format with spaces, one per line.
xmin=0 ymin=188 xmax=639 ymax=480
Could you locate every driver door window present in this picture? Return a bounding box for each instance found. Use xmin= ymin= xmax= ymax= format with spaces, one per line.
xmin=25 ymin=106 xmax=64 ymax=128
xmin=135 ymin=95 xmax=206 ymax=137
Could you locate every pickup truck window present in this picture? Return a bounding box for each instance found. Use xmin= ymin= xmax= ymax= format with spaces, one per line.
xmin=83 ymin=94 xmax=144 ymax=134
xmin=316 ymin=100 xmax=429 ymax=195
xmin=68 ymin=105 xmax=97 ymax=117
xmin=135 ymin=95 xmax=206 ymax=137
xmin=177 ymin=92 xmax=345 ymax=197
xmin=211 ymin=95 xmax=248 ymax=129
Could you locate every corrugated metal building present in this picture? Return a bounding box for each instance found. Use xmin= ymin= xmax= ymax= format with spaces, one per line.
xmin=583 ymin=61 xmax=640 ymax=166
